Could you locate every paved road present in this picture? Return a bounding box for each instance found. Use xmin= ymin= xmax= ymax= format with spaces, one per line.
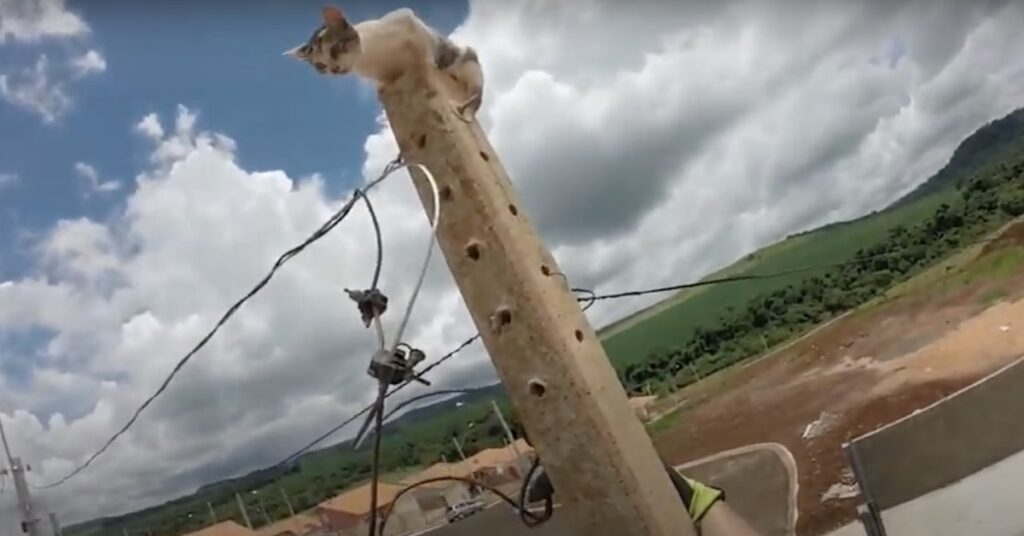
xmin=424 ymin=503 xmax=579 ymax=536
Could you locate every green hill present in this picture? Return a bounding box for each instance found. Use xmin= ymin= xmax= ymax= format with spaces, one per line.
xmin=66 ymin=107 xmax=1024 ymax=535
xmin=608 ymin=107 xmax=1024 ymax=393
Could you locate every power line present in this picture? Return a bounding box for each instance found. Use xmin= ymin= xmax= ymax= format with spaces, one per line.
xmin=34 ymin=158 xmax=403 ymax=490
xmin=281 ymin=239 xmax=998 ymax=468
xmin=582 ymin=237 xmax=996 ymax=302
xmin=267 ymin=333 xmax=480 ymax=471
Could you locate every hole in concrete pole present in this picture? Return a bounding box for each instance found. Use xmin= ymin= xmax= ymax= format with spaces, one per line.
xmin=508 ymin=204 xmax=519 ymax=216
xmin=497 ymin=308 xmax=512 ymax=326
xmin=480 ymin=151 xmax=490 ymax=162
xmin=466 ymin=242 xmax=481 ymax=261
xmin=575 ymin=329 xmax=584 ymax=342
xmin=528 ymin=379 xmax=547 ymax=398
xmin=417 ymin=134 xmax=427 ymax=148
xmin=540 ymin=265 xmax=551 ymax=276
xmin=440 ymin=185 xmax=453 ymax=201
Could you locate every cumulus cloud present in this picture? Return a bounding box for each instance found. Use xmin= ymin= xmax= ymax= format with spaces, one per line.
xmin=2 ymin=0 xmax=1024 ymax=526
xmin=134 ymin=113 xmax=164 ymax=141
xmin=0 ymin=2 xmax=105 ymax=123
xmin=443 ymin=0 xmax=1024 ymax=323
xmin=0 ymin=55 xmax=70 ymax=123
xmin=0 ymin=105 xmax=475 ymax=522
xmin=0 ymin=0 xmax=88 ymax=43
xmin=70 ymin=49 xmax=106 ymax=77
xmin=74 ymin=161 xmax=121 ymax=197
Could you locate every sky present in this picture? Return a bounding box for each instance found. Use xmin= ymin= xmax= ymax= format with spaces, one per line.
xmin=1 ymin=0 xmax=1023 ymax=526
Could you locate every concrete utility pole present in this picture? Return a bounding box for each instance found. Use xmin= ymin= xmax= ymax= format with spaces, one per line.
xmin=491 ymin=400 xmax=528 ymax=474
xmin=377 ymin=58 xmax=696 ymax=535
xmin=48 ymin=513 xmax=62 ymax=536
xmin=235 ymin=492 xmax=253 ymax=529
xmin=207 ymin=502 xmax=218 ymax=523
xmin=280 ymin=487 xmax=296 ymax=518
xmin=1 ymin=416 xmax=41 ymax=536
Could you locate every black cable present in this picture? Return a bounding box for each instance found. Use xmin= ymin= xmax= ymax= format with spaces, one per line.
xmin=269 ymin=334 xmax=481 ymax=471
xmin=366 ymin=383 xmax=388 ymax=536
xmin=572 ymin=287 xmax=596 ymax=311
xmin=262 ymin=237 xmax=1000 ymax=490
xmin=34 ymin=192 xmax=372 ymax=490
xmin=382 ymin=389 xmax=475 ymax=422
xmin=379 ymin=476 xmax=551 ymax=535
xmin=32 ymin=161 xmax=406 ymax=490
xmin=357 ymin=189 xmax=384 ymax=291
xmin=517 ymin=456 xmax=554 ymax=527
xmin=581 ymin=237 xmax=997 ymax=303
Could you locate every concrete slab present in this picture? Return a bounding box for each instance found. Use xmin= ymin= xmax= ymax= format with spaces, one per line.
xmin=850 ymin=355 xmax=1024 ymax=509
xmin=676 ymin=442 xmax=799 ymax=536
xmin=827 ymin=447 xmax=1024 ymax=536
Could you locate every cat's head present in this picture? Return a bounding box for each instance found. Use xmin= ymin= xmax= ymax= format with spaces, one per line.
xmin=283 ymin=6 xmax=361 ymax=76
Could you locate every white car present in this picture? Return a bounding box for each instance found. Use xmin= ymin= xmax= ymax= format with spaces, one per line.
xmin=445 ymin=499 xmax=487 ymax=522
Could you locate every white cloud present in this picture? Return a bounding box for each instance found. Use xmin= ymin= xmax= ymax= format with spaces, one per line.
xmin=0 ymin=105 xmax=474 ymax=523
xmin=134 ymin=113 xmax=164 ymax=141
xmin=0 ymin=0 xmax=88 ymax=43
xmin=0 ymin=3 xmax=104 ymax=123
xmin=70 ymin=49 xmax=106 ymax=77
xmin=74 ymin=161 xmax=121 ymax=197
xmin=0 ymin=55 xmax=70 ymax=123
xmin=2 ymin=0 xmax=1024 ymax=526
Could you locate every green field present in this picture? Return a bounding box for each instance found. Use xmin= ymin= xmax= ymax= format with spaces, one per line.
xmin=599 ymin=190 xmax=954 ymax=369
xmin=67 ymin=108 xmax=1024 ymax=536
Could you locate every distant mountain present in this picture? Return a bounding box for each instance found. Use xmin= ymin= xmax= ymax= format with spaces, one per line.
xmin=893 ymin=108 xmax=1024 ymax=206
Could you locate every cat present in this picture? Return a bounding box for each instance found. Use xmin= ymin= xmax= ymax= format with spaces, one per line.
xmin=284 ymin=6 xmax=484 ymax=120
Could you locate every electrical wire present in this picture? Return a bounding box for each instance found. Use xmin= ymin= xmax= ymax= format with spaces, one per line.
xmin=518 ymin=456 xmax=554 ymax=527
xmin=382 ymin=388 xmax=476 ymax=422
xmin=34 ymin=157 xmax=403 ymax=490
xmin=385 ymin=163 xmax=442 ymax=356
xmin=355 ymin=188 xmax=387 ymax=350
xmin=379 ymin=475 xmax=552 ymax=535
xmin=268 ymin=333 xmax=481 ymax=472
xmin=573 ymin=287 xmax=596 ymax=312
xmin=366 ymin=163 xmax=441 ymax=536
xmin=581 ymin=237 xmax=997 ymax=303
xmin=366 ymin=382 xmax=388 ymax=536
xmin=353 ymin=162 xmax=442 ymax=449
xmin=265 ymin=239 xmax=988 ymax=474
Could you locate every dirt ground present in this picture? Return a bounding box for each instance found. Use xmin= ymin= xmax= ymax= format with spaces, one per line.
xmin=652 ymin=246 xmax=1024 ymax=535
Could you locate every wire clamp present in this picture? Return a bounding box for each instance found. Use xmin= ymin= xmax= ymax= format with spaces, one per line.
xmin=366 ymin=346 xmax=430 ymax=386
xmin=345 ymin=288 xmax=389 ymax=328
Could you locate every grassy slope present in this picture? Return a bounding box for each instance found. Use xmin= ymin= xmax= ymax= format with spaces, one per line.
xmin=601 ymin=107 xmax=1024 ymax=369
xmin=645 ymin=216 xmax=1024 ymax=439
xmin=599 ymin=190 xmax=954 ymax=368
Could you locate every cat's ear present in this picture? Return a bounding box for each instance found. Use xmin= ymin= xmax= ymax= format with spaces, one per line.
xmin=282 ymin=44 xmax=310 ymax=60
xmin=322 ymin=6 xmax=348 ymax=29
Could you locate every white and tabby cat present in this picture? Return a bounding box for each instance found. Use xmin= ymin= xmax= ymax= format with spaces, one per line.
xmin=285 ymin=6 xmax=484 ymax=119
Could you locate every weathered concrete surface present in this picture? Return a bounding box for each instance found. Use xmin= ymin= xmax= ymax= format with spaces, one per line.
xmin=827 ymin=447 xmax=1024 ymax=536
xmin=676 ymin=443 xmax=799 ymax=536
xmin=849 ymin=355 xmax=1024 ymax=509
